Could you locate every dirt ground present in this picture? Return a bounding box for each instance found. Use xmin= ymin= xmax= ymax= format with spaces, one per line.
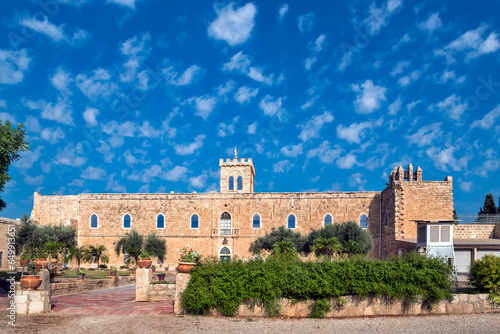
xmin=1 ymin=312 xmax=500 ymax=334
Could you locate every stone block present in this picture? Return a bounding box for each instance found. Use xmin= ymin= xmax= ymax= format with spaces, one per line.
xmin=174 ymin=273 xmax=191 ymax=314
xmin=136 ymin=268 xmax=152 ymax=302
xmin=15 ymin=294 xmax=28 ymax=304
xmin=29 ymin=301 xmax=45 ymax=314
xmin=15 ymin=302 xmax=28 ymax=314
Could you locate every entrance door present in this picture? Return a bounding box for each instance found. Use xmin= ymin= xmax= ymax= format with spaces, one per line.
xmin=454 ymin=249 xmax=472 ymax=273
xmin=220 ymin=247 xmax=231 ymax=263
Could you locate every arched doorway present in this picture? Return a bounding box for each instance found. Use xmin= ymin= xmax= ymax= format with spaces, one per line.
xmin=220 ymin=247 xmax=231 ymax=263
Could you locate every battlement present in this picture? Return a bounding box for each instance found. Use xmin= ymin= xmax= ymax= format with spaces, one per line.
xmin=219 ymin=157 xmax=255 ymax=169
xmin=388 ymin=163 xmax=452 ymax=187
xmin=220 ymin=151 xmax=255 ymax=193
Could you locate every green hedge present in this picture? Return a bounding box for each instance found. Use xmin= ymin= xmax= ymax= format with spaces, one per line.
xmin=181 ymin=253 xmax=455 ymax=317
xmin=469 ymin=254 xmax=500 ymax=303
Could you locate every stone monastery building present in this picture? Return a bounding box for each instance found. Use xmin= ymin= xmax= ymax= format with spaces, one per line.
xmin=31 ymin=153 xmax=454 ymax=267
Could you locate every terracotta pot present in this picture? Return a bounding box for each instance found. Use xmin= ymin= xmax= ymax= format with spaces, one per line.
xmin=77 ymin=273 xmax=85 ymax=280
xmin=51 ymin=258 xmax=58 ymax=264
xmin=157 ymin=274 xmax=165 ymax=281
xmin=152 ymin=267 xmax=156 ymax=272
xmin=110 ymin=271 xmax=117 ymax=277
xmin=137 ymin=258 xmax=153 ymax=269
xmin=34 ymin=259 xmax=48 ymax=270
xmin=177 ymin=262 xmax=196 ymax=273
xmin=20 ymin=259 xmax=29 ymax=267
xmin=20 ymin=275 xmax=42 ymax=291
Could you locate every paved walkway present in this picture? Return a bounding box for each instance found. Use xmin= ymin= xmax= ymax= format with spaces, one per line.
xmin=51 ymin=285 xmax=174 ymax=315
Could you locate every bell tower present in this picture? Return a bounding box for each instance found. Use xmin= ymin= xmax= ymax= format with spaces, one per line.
xmin=219 ymin=148 xmax=255 ymax=193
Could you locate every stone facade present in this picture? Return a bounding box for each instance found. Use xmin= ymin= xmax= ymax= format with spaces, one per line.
xmin=0 ymin=217 xmax=20 ymax=270
xmin=454 ymin=224 xmax=499 ymax=239
xmin=30 ymin=158 xmax=455 ymax=268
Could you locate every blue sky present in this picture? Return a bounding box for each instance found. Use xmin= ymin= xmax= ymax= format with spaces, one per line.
xmin=1 ymin=0 xmax=499 ymax=219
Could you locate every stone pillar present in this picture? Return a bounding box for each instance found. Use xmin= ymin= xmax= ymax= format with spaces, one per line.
xmin=174 ymin=273 xmax=191 ymax=314
xmin=136 ymin=268 xmax=152 ymax=302
xmin=15 ymin=285 xmax=51 ymax=314
xmin=415 ymin=166 xmax=423 ymax=181
xmin=40 ymin=269 xmax=50 ymax=292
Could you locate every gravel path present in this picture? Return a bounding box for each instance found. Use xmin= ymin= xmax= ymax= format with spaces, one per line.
xmin=1 ymin=313 xmax=499 ymax=334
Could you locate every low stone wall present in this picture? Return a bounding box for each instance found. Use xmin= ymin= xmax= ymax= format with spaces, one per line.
xmin=454 ymin=224 xmax=496 ymax=239
xmin=50 ymin=276 xmax=135 ymax=296
xmin=149 ymin=283 xmax=176 ymax=301
xmin=15 ymin=290 xmax=51 ymax=314
xmin=213 ymin=294 xmax=500 ymax=318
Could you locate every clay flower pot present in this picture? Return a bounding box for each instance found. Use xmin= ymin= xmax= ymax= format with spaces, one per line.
xmin=110 ymin=271 xmax=117 ymax=277
xmin=177 ymin=262 xmax=196 ymax=273
xmin=20 ymin=275 xmax=42 ymax=291
xmin=137 ymin=258 xmax=153 ymax=269
xmin=20 ymin=259 xmax=29 ymax=267
xmin=34 ymin=259 xmax=48 ymax=270
xmin=157 ymin=273 xmax=165 ymax=281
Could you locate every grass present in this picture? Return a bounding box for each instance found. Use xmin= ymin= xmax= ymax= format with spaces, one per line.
xmin=57 ymin=270 xmax=131 ymax=279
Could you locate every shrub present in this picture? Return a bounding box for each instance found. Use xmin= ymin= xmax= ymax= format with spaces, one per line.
xmin=181 ymin=252 xmax=454 ymax=318
xmin=469 ymin=254 xmax=500 ymax=303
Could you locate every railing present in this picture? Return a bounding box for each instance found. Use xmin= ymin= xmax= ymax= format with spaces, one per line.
xmin=457 ymin=214 xmax=500 ymax=224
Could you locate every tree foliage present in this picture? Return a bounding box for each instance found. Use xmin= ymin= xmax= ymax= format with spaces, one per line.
xmin=478 ymin=193 xmax=498 ymax=215
xmin=144 ymin=233 xmax=167 ymax=263
xmin=0 ymin=121 xmax=29 ymax=211
xmin=115 ymin=230 xmax=167 ymax=265
xmin=88 ymin=245 xmax=110 ymax=268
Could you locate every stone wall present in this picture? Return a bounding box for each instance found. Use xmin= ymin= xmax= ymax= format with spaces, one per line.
xmin=211 ymin=294 xmax=499 ymax=318
xmin=454 ymin=224 xmax=496 ymax=239
xmin=0 ymin=217 xmax=20 ymax=270
xmin=149 ymin=283 xmax=176 ymax=301
xmin=50 ymin=276 xmax=135 ymax=296
xmin=31 ymin=192 xmax=79 ymax=228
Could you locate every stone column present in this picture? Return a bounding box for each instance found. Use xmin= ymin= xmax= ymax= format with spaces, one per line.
xmin=136 ymin=268 xmax=152 ymax=302
xmin=40 ymin=269 xmax=50 ymax=293
xmin=174 ymin=273 xmax=191 ymax=314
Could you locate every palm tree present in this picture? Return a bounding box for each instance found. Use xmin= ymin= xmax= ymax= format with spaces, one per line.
xmin=44 ymin=241 xmax=66 ymax=263
xmin=272 ymin=241 xmax=297 ymax=256
xmin=311 ymin=237 xmax=341 ymax=260
xmin=144 ymin=233 xmax=167 ymax=263
xmin=114 ymin=230 xmax=143 ymax=266
xmin=68 ymin=246 xmax=89 ymax=272
xmin=88 ymin=245 xmax=110 ymax=269
xmin=343 ymin=240 xmax=362 ymax=257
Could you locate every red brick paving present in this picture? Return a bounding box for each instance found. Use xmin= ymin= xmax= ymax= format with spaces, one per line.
xmin=50 ymin=285 xmax=174 ymax=315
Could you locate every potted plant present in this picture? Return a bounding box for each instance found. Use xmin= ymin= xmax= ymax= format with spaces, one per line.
xmin=109 ymin=266 xmax=117 ymax=277
xmin=177 ymin=247 xmax=200 ymax=273
xmin=151 ymin=264 xmax=156 ymax=272
xmin=20 ymin=253 xmax=30 ymax=267
xmin=137 ymin=249 xmax=153 ymax=269
xmin=20 ymin=262 xmax=42 ymax=291
xmin=33 ymin=250 xmax=49 ymax=270
xmin=157 ymin=272 xmax=165 ymax=281
xmin=49 ymin=266 xmax=58 ymax=283
xmin=77 ymin=269 xmax=85 ymax=280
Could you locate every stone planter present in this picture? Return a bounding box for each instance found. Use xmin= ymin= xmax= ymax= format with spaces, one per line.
xmin=137 ymin=258 xmax=153 ymax=269
xmin=20 ymin=275 xmax=42 ymax=291
xmin=177 ymin=262 xmax=196 ymax=273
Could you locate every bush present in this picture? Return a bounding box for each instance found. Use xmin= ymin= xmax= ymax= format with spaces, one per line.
xmin=469 ymin=254 xmax=500 ymax=302
xmin=181 ymin=252 xmax=454 ymax=317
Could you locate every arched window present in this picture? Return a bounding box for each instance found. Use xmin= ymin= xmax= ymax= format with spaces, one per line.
xmin=90 ymin=214 xmax=98 ymax=228
xmin=191 ymin=214 xmax=199 ymax=229
xmin=237 ymin=176 xmax=243 ymax=190
xmin=324 ymin=214 xmax=332 ymax=226
xmin=220 ymin=212 xmax=231 ymax=235
xmin=123 ymin=214 xmax=131 ymax=229
xmin=157 ymin=214 xmax=164 ymax=229
xmin=228 ymin=176 xmax=234 ymax=190
xmin=220 ymin=247 xmax=231 ymax=262
xmin=288 ymin=214 xmax=296 ymax=229
xmin=360 ymin=214 xmax=368 ymax=229
xmin=252 ymin=214 xmax=261 ymax=229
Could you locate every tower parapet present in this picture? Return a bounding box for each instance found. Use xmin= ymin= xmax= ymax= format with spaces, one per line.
xmin=219 ymin=154 xmax=255 ymax=193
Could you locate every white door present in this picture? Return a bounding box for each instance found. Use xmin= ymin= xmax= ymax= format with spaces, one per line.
xmin=477 ymin=250 xmax=500 ymax=260
xmin=454 ymin=249 xmax=472 ymax=273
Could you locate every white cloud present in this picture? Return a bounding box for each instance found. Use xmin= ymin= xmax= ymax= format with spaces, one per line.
xmin=398 ymin=70 xmax=421 ymax=87
xmin=223 ymin=51 xmax=274 ymax=85
xmin=19 ymin=16 xmax=89 ymax=44
xmin=81 ymin=166 xmax=106 ymax=180
xmin=0 ymin=48 xmax=31 ymax=84
xmin=304 ymin=57 xmax=316 ymax=71
xmin=107 ymin=0 xmax=137 ymax=9
xmin=475 ymin=159 xmax=500 ymax=178
xmin=76 ymin=68 xmax=118 ymax=100
xmin=83 ymin=106 xmax=99 ymax=127
xmin=25 ymin=98 xmax=74 ymax=126
xmin=298 ymin=111 xmax=334 ymax=141
xmin=24 ymin=175 xmax=44 ymax=186
xmin=352 ymin=80 xmax=387 ymax=114
xmin=247 ymin=122 xmax=257 ymax=134
xmin=54 ymin=143 xmax=87 ymax=167
xmin=438 ymin=70 xmax=466 ymax=84
xmin=13 ymin=146 xmax=43 ymax=171
xmin=119 ymin=33 xmax=151 ymax=84
xmin=51 ymin=67 xmax=73 ymax=94
xmin=217 ymin=116 xmax=239 ymax=137
xmin=259 ymin=95 xmax=283 ymax=119
xmin=97 ymin=140 xmax=114 ymax=163
xmin=336 ymin=121 xmax=373 ymax=144
xmin=163 ymin=166 xmax=188 ymax=182
xmin=390 ymin=60 xmax=410 ymax=77
xmin=0 ymin=112 xmax=15 ymax=123
xmin=406 ymin=122 xmax=442 ymax=147
xmin=306 ymin=140 xmax=342 ymax=164
xmin=174 ymin=134 xmax=206 ymax=155
xmin=163 ymin=64 xmax=201 ymax=86
xmin=273 ymin=160 xmax=294 ymax=173
xmin=438 ymin=24 xmax=500 ymax=61
xmin=297 ymin=12 xmax=315 ymax=33
xmin=234 ymin=86 xmax=258 ymax=103
xmin=459 ymin=180 xmax=473 ymax=193
xmin=278 ymin=3 xmax=289 ymax=20
xmin=426 ymin=146 xmax=470 ymax=172
xmin=337 ymin=153 xmax=358 ymax=169
xmin=388 ymin=97 xmax=402 ymax=115
xmin=418 ymin=12 xmax=442 ymax=32
xmin=106 ymin=173 xmax=127 ymax=192
xmin=364 ymin=0 xmax=403 ymax=35
xmin=40 ymin=127 xmax=65 ymax=144
xmin=311 ymin=34 xmax=326 ymax=52
xmin=432 ymin=94 xmax=467 ymax=120
xmin=208 ymin=3 xmax=257 ymax=46
xmin=348 ymin=172 xmax=366 ymax=190
xmin=187 ymin=95 xmax=218 ymax=120
xmin=471 ymin=105 xmax=500 ymax=130
xmin=189 ymin=173 xmax=208 ymax=189
xmin=281 ymin=143 xmax=303 ymax=158
xmin=25 ymin=116 xmax=41 ymax=133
